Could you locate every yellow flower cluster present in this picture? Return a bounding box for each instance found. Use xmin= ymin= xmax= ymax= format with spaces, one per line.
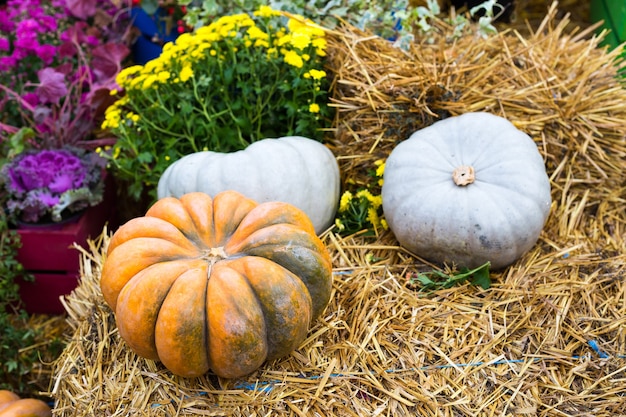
xmin=336 ymin=189 xmax=388 ymax=233
xmin=102 ymin=6 xmax=327 ymax=132
xmin=335 ymin=159 xmax=388 ymax=235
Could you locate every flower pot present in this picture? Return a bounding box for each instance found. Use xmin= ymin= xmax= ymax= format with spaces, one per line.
xmin=130 ymin=6 xmax=180 ymax=64
xmin=15 ymin=177 xmax=118 ymax=315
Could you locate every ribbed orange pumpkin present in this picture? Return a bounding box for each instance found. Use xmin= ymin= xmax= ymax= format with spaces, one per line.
xmin=100 ymin=191 xmax=333 ymax=379
xmin=0 ymin=390 xmax=52 ymax=417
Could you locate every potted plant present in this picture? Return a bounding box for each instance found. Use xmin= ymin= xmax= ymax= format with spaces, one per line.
xmin=0 ymin=0 xmax=132 ymax=314
xmin=101 ymin=5 xmax=332 ymax=208
xmin=1 ymin=146 xmax=106 ymax=226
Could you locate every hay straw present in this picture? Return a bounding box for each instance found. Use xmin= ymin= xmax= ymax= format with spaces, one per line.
xmin=49 ymin=3 xmax=625 ymax=416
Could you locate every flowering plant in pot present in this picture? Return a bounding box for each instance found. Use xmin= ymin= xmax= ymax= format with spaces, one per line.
xmin=0 ymin=0 xmax=131 ymax=313
xmin=101 ymin=5 xmax=332 ymax=202
xmin=0 ymin=0 xmax=132 ymax=219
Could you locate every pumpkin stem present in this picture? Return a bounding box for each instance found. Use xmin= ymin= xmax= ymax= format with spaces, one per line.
xmin=452 ymin=165 xmax=475 ymax=186
xmin=204 ymin=247 xmax=228 ymax=277
xmin=207 ymin=246 xmax=227 ymax=261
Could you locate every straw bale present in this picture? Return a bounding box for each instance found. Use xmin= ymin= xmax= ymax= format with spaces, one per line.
xmin=48 ymin=3 xmax=625 ymax=416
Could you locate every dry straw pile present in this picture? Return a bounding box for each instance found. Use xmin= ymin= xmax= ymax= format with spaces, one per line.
xmin=49 ymin=3 xmax=625 ymax=416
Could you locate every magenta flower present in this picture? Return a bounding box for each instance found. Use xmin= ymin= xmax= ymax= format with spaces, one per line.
xmin=35 ymin=44 xmax=57 ymax=65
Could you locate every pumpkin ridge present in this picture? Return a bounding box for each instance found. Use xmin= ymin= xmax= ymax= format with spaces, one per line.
xmin=206 ymin=262 xmax=268 ymax=378
xmin=102 ymin=239 xmax=201 ymax=310
xmin=474 ymin=181 xmax=551 ymax=216
xmin=226 ymin=257 xmax=313 ymax=361
xmin=412 ymin=132 xmax=459 ymax=171
xmin=155 ymin=268 xmax=211 ymax=377
xmin=225 ymin=223 xmax=324 ymax=255
xmin=237 ymin=247 xmax=331 ymax=320
xmin=180 ymin=192 xmax=216 ymax=248
xmin=107 ymin=217 xmax=200 ymax=255
xmin=226 ymin=202 xmax=316 ymax=245
xmin=468 ymin=183 xmax=531 ymax=263
xmin=212 ymin=191 xmax=258 ymax=245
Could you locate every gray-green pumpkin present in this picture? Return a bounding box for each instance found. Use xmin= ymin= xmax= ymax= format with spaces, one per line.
xmin=157 ymin=136 xmax=340 ymax=235
xmin=382 ymin=112 xmax=552 ymax=270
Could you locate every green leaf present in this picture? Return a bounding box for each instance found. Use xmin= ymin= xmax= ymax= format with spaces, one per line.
xmin=410 ymin=261 xmax=491 ymax=293
xmin=469 ymin=262 xmax=491 ymax=290
xmin=137 ymin=152 xmax=153 ymax=164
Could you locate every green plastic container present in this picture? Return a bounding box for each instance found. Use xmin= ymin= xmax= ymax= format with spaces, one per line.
xmin=590 ymin=0 xmax=626 ymax=48
xmin=590 ymin=0 xmax=625 ymax=77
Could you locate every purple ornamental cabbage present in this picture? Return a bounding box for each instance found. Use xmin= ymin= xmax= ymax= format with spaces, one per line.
xmin=2 ymin=148 xmax=105 ymax=223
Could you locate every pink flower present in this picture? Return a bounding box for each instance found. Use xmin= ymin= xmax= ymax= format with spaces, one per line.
xmin=0 ymin=12 xmax=15 ymax=32
xmin=21 ymin=93 xmax=41 ymax=107
xmin=15 ymin=34 xmax=39 ymax=52
xmin=35 ymin=44 xmax=57 ymax=65
xmin=0 ymin=37 xmax=9 ymax=51
xmin=0 ymin=55 xmax=16 ymax=71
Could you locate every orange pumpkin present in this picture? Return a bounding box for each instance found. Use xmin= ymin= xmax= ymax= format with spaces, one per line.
xmin=0 ymin=390 xmax=52 ymax=417
xmin=100 ymin=191 xmax=333 ymax=379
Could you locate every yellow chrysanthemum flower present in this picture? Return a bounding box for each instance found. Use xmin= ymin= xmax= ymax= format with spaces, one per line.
xmin=126 ymin=112 xmax=140 ymax=123
xmin=367 ymin=207 xmax=380 ymax=228
xmin=375 ymin=161 xmax=385 ymax=177
xmin=157 ymin=71 xmax=171 ymax=82
xmin=356 ymin=189 xmax=375 ymax=203
xmin=247 ymin=25 xmax=268 ymax=41
xmin=175 ymin=33 xmax=194 ymax=49
xmin=283 ymin=50 xmax=303 ymax=68
xmin=115 ymin=65 xmax=142 ymax=87
xmin=339 ymin=191 xmax=353 ymax=213
xmin=142 ymin=74 xmax=158 ymax=89
xmin=276 ymin=34 xmax=292 ymax=47
xmin=312 ymin=38 xmax=327 ymax=56
xmin=307 ymin=69 xmax=326 ymax=80
xmin=309 ymin=103 xmax=320 ymax=113
xmin=290 ymin=31 xmax=311 ymax=50
xmin=102 ymin=106 xmax=121 ymax=129
xmin=266 ymin=47 xmax=278 ymax=58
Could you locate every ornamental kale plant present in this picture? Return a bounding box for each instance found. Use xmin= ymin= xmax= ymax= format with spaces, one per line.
xmin=0 ymin=0 xmax=131 ymax=150
xmin=101 ymin=5 xmax=331 ymax=200
xmin=1 ymin=147 xmax=106 ymax=223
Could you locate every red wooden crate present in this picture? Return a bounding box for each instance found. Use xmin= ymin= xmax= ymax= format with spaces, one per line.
xmin=15 ymin=179 xmax=117 ymax=315
xmin=17 ymin=272 xmax=80 ymax=315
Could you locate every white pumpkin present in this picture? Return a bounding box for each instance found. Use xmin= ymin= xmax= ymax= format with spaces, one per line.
xmin=157 ymin=136 xmax=340 ymax=234
xmin=382 ymin=112 xmax=552 ymax=270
